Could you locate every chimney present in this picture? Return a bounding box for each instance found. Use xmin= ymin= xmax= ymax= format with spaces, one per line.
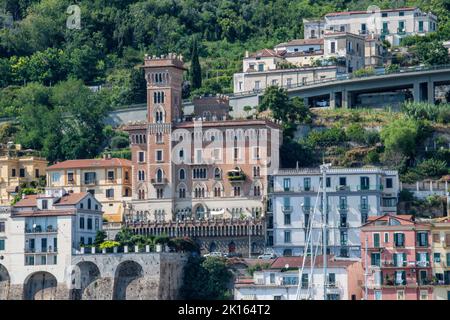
xmin=103 ymin=154 xmax=107 ymax=160
xmin=245 ymin=50 xmax=249 ymax=58
xmin=107 ymin=153 xmax=112 ymax=159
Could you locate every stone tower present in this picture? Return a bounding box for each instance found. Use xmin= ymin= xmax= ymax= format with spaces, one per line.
xmin=139 ymin=53 xmax=187 ymax=220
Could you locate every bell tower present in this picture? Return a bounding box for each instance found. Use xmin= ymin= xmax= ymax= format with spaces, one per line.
xmin=140 ymin=53 xmax=186 ymax=215
xmin=143 ymin=53 xmax=186 ymax=123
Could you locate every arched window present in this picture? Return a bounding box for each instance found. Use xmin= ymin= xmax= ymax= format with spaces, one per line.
xmin=179 ymin=149 xmax=184 ymax=161
xmin=214 ymin=168 xmax=221 ymax=179
xmin=179 ymin=169 xmax=185 ymax=180
xmin=156 ymin=169 xmax=163 ymax=183
xmin=178 ymin=186 xmax=186 ymax=198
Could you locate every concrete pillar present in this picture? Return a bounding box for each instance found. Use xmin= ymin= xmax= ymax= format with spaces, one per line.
xmin=124 ymin=246 xmax=128 ymax=253
xmin=427 ymin=81 xmax=435 ymax=104
xmin=413 ymin=82 xmax=421 ymax=102
xmin=102 ymin=248 xmax=106 ymax=254
xmin=91 ymin=247 xmax=95 ymax=254
xmin=342 ymin=91 xmax=348 ymax=108
xmin=113 ymin=247 xmax=118 ymax=253
xmin=134 ymin=245 xmax=139 ymax=253
xmin=145 ymin=245 xmax=150 ymax=252
xmin=416 ymin=182 xmax=419 ymax=192
xmin=329 ymin=92 xmax=336 ymax=109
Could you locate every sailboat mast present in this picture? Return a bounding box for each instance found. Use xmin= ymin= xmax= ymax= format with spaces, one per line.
xmin=321 ymin=164 xmax=329 ymax=300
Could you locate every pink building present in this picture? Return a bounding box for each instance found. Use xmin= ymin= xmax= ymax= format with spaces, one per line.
xmin=360 ymin=214 xmax=433 ymax=300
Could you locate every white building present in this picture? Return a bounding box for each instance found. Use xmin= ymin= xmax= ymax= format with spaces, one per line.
xmin=234 ymin=256 xmax=363 ymax=300
xmin=268 ymin=167 xmax=399 ymax=258
xmin=324 ymin=7 xmax=437 ymax=46
xmin=0 ymin=189 xmax=102 ymax=297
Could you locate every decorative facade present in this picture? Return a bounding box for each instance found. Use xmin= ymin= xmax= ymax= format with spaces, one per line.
xmin=124 ymin=53 xmax=281 ymax=255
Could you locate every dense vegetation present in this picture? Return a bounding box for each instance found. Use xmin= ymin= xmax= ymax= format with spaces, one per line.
xmin=1 ymin=0 xmax=450 ymax=169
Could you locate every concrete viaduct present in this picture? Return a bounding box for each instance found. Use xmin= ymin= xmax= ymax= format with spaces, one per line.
xmin=103 ymin=66 xmax=450 ymax=127
xmin=0 ymin=251 xmax=187 ymax=300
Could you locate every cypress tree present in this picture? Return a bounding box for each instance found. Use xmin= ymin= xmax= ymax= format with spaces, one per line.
xmin=190 ymin=37 xmax=202 ymax=90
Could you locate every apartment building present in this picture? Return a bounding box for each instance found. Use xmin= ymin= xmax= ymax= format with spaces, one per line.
xmin=430 ymin=217 xmax=450 ymax=300
xmin=0 ymin=189 xmax=102 ymax=299
xmin=303 ymin=19 xmax=326 ymax=40
xmin=324 ymin=32 xmax=366 ymax=73
xmin=234 ymin=256 xmax=363 ymax=300
xmin=324 ymin=7 xmax=437 ymax=46
xmin=0 ymin=148 xmax=47 ymax=205
xmin=233 ymin=65 xmax=337 ymax=94
xmin=46 ymin=157 xmax=132 ymax=223
xmin=361 ymin=214 xmax=433 ymax=300
xmin=269 ymin=167 xmax=399 ymax=258
xmin=234 ymin=33 xmax=365 ymax=94
xmin=123 ymin=53 xmax=281 ymax=256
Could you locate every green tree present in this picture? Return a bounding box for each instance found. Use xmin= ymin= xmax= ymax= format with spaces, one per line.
xmin=181 ymin=256 xmax=232 ymax=300
xmin=94 ymin=230 xmax=107 ymax=246
xmin=190 ymin=36 xmax=202 ymax=90
xmin=414 ymin=41 xmax=450 ymax=66
xmin=380 ymin=118 xmax=420 ymax=157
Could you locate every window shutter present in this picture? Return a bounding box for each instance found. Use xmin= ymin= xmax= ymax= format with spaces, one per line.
xmin=394 ymin=233 xmax=398 ymax=245
xmin=402 ymin=271 xmax=406 ymax=284
xmin=433 ymin=233 xmax=440 ymax=243
xmin=403 ymin=253 xmax=407 ymax=266
xmin=426 ymin=253 xmax=430 ymax=264
xmin=416 ymin=252 xmax=419 ymax=262
xmin=393 ymin=253 xmax=398 ymax=266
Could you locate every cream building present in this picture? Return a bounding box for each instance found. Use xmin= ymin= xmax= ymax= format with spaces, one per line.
xmin=430 ymin=217 xmax=450 ymax=300
xmin=46 ymin=157 xmax=132 ymax=223
xmin=0 ymin=189 xmax=102 ymax=300
xmin=233 ymin=65 xmax=337 ymax=94
xmin=0 ymin=148 xmax=47 ymax=205
xmin=324 ymin=32 xmax=366 ymax=73
xmin=324 ymin=7 xmax=437 ymax=46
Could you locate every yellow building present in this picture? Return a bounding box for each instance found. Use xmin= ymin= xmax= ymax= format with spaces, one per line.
xmin=46 ymin=157 xmax=132 ymax=223
xmin=431 ymin=217 xmax=450 ymax=300
xmin=0 ymin=149 xmax=47 ymax=205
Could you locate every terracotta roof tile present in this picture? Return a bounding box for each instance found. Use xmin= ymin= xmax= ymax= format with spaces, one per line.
xmin=13 ymin=195 xmax=38 ymax=207
xmin=12 ymin=209 xmax=76 ymax=217
xmin=325 ymin=7 xmax=416 ymax=17
xmin=275 ymin=39 xmax=324 ymax=47
xmin=47 ymin=158 xmax=131 ymax=170
xmin=54 ymin=192 xmax=88 ymax=206
xmin=247 ymin=48 xmax=282 ymax=59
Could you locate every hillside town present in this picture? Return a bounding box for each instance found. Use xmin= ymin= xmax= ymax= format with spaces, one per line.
xmin=1 ymin=3 xmax=450 ymax=302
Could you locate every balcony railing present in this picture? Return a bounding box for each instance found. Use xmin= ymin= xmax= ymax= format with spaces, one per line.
xmin=25 ymin=248 xmax=58 ymax=254
xmin=282 ymin=206 xmax=293 ymax=212
xmin=336 ymin=186 xmax=350 ymax=191
xmin=84 ymin=180 xmax=97 ymax=186
xmin=25 ymin=226 xmax=58 ymax=234
xmin=150 ymin=178 xmax=168 ymax=185
xmin=357 ymin=185 xmax=383 ymax=191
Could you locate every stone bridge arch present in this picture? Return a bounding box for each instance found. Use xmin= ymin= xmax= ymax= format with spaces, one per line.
xmin=23 ymin=271 xmax=58 ymax=300
xmin=112 ymin=260 xmax=145 ymax=300
xmin=70 ymin=261 xmax=103 ymax=300
xmin=0 ymin=264 xmax=10 ymax=299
